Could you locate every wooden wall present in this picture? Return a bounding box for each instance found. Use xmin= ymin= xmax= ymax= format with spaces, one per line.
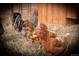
xmin=12 ymin=4 xmax=77 ymax=25
xmin=1 ymin=4 xmax=78 ymax=33
xmin=12 ymin=3 xmax=77 ymax=25
xmin=36 ymin=4 xmax=77 ymax=25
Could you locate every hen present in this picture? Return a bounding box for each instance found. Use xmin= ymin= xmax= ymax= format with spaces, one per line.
xmin=22 ymin=20 xmax=34 ymax=39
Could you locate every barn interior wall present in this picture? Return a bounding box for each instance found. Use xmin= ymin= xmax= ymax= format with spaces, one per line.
xmin=0 ymin=4 xmax=78 ymax=32
xmin=11 ymin=4 xmax=78 ymax=25
xmin=12 ymin=4 xmax=77 ymax=25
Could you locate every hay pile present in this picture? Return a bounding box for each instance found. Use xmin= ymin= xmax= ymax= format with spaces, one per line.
xmin=1 ymin=24 xmax=79 ymax=55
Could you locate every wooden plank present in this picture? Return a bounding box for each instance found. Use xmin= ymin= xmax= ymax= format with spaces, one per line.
xmin=66 ymin=6 xmax=77 ymax=19
xmin=22 ymin=4 xmax=29 ymax=21
xmin=47 ymin=4 xmax=53 ymax=24
xmin=37 ymin=4 xmax=42 ymax=24
xmin=57 ymin=4 xmax=66 ymax=25
xmin=52 ymin=4 xmax=59 ymax=24
xmin=42 ymin=4 xmax=47 ymax=25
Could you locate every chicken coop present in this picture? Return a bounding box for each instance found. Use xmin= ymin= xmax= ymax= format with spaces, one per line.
xmin=0 ymin=3 xmax=79 ymax=56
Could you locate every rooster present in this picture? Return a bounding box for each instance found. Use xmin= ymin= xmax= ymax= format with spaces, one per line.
xmin=30 ymin=9 xmax=38 ymax=28
xmin=12 ymin=12 xmax=23 ymax=32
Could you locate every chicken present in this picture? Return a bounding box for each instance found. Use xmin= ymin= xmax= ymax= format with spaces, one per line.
xmin=30 ymin=9 xmax=38 ymax=28
xmin=34 ymin=23 xmax=48 ymax=42
xmin=32 ymin=23 xmax=63 ymax=55
xmin=23 ymin=20 xmax=34 ymax=31
xmin=43 ymin=31 xmax=60 ymax=55
xmin=12 ymin=12 xmax=23 ymax=32
xmin=42 ymin=30 xmax=70 ymax=55
xmin=23 ymin=20 xmax=34 ymax=39
xmin=44 ymin=38 xmax=63 ymax=55
xmin=28 ymin=22 xmax=70 ymax=55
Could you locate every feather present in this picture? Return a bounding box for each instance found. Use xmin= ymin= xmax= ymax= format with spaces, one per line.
xmin=30 ymin=9 xmax=38 ymax=28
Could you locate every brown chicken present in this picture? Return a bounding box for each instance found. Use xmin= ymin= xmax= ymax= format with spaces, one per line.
xmin=23 ymin=20 xmax=34 ymax=39
xmin=45 ymin=32 xmax=69 ymax=55
xmin=34 ymin=23 xmax=48 ymax=42
xmin=33 ymin=23 xmax=65 ymax=55
xmin=30 ymin=23 xmax=69 ymax=55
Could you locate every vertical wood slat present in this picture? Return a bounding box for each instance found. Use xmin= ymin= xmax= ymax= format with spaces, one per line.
xmin=21 ymin=4 xmax=29 ymax=21
xmin=47 ymin=4 xmax=53 ymax=24
xmin=52 ymin=4 xmax=59 ymax=24
xmin=56 ymin=4 xmax=66 ymax=25
xmin=42 ymin=4 xmax=47 ymax=25
xmin=37 ymin=4 xmax=42 ymax=24
xmin=13 ymin=4 xmax=21 ymax=13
